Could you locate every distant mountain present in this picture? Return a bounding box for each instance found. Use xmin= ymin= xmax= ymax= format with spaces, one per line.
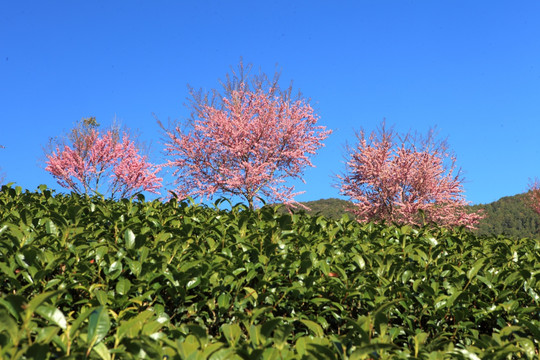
xmin=470 ymin=193 xmax=540 ymax=239
xmin=287 ymin=193 xmax=540 ymax=239
xmin=291 ymin=198 xmax=356 ymax=219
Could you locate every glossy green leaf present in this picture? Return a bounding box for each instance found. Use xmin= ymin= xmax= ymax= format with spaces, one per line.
xmin=87 ymin=306 xmax=110 ymax=346
xmin=25 ymin=290 xmax=63 ymax=321
xmin=221 ymin=323 xmax=242 ymax=346
xmin=467 ymin=258 xmax=486 ymax=280
xmin=45 ymin=220 xmax=59 ymax=236
xmin=115 ymin=277 xmax=131 ymax=296
xmin=217 ymin=293 xmax=231 ymax=309
xmin=124 ymin=229 xmax=135 ymax=249
xmin=35 ymin=305 xmax=67 ymax=330
xmin=299 ymin=319 xmax=324 ymax=337
xmin=0 ymin=310 xmax=18 ymax=341
xmin=92 ymin=341 xmax=112 ymax=360
xmin=107 ymin=261 xmax=122 ymax=280
xmin=186 ymin=277 xmax=201 ymax=290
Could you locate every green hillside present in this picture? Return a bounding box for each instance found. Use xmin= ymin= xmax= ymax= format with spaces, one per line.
xmin=289 ymin=193 xmax=540 ymax=239
xmin=471 ymin=192 xmax=540 ymax=239
xmin=289 ymin=198 xmax=356 ymax=220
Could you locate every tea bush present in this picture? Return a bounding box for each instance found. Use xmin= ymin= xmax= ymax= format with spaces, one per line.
xmin=0 ymin=185 xmax=539 ymax=359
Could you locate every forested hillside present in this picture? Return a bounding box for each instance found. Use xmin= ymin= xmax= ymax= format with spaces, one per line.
xmin=471 ymin=193 xmax=540 ymax=239
xmin=290 ymin=193 xmax=540 ymax=239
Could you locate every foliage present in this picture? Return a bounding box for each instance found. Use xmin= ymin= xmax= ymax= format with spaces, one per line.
xmin=1 ymin=184 xmax=539 ymax=359
xmin=45 ymin=117 xmax=162 ymax=199
xmin=339 ymin=122 xmax=483 ymax=229
xmin=161 ymin=62 xmax=331 ymax=209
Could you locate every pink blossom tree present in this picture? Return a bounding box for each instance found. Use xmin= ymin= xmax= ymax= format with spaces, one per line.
xmin=339 ymin=122 xmax=483 ymax=229
xmin=527 ymin=179 xmax=540 ymax=215
xmin=45 ymin=117 xmax=162 ymax=198
xmin=161 ymin=62 xmax=331 ymax=209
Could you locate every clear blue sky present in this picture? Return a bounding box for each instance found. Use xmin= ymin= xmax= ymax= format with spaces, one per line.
xmin=1 ymin=1 xmax=539 ymax=205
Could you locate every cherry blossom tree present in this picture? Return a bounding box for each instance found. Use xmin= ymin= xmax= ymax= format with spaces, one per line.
xmin=527 ymin=179 xmax=540 ymax=215
xmin=339 ymin=122 xmax=483 ymax=228
xmin=161 ymin=62 xmax=331 ymax=209
xmin=45 ymin=117 xmax=162 ymax=198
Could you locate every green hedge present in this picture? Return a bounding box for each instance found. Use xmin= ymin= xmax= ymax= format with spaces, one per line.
xmin=0 ymin=185 xmax=539 ymax=359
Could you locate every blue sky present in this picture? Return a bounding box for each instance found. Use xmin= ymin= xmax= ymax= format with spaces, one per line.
xmin=1 ymin=1 xmax=539 ymax=205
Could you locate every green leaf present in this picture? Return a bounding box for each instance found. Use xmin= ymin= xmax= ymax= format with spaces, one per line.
xmin=25 ymin=290 xmax=63 ymax=321
xmin=260 ymin=318 xmax=283 ymax=339
xmin=177 ymin=334 xmax=202 ymax=358
xmin=142 ymin=319 xmax=166 ymax=336
xmin=116 ymin=309 xmax=154 ymax=340
xmin=124 ymin=229 xmax=135 ymax=249
xmin=87 ymin=306 xmax=111 ymax=346
xmin=92 ymin=341 xmax=112 ymax=360
xmin=467 ymin=258 xmax=486 ymax=280
xmin=450 ymin=349 xmax=482 ymax=360
xmin=0 ymin=310 xmax=18 ymax=341
xmin=95 ymin=290 xmax=108 ymax=306
xmin=295 ymin=336 xmax=309 ymax=356
xmin=187 ymin=277 xmax=201 ymax=290
xmin=26 ymin=343 xmax=49 ymax=360
xmin=350 ymin=343 xmax=399 ymax=359
xmin=499 ymin=325 xmax=521 ymax=337
xmin=413 ymin=278 xmax=422 ymax=292
xmin=0 ymin=295 xmax=25 ymax=321
xmin=35 ymin=326 xmax=60 ymax=344
xmin=446 ymin=290 xmax=463 ymax=308
xmin=217 ymin=293 xmax=231 ymax=309
xmin=208 ymin=347 xmax=235 ymax=360
xmin=35 ymin=305 xmax=67 ymax=330
xmin=517 ymin=338 xmax=535 ymax=359
xmin=520 ymin=319 xmax=540 ymax=339
xmin=299 ymin=319 xmax=324 ymax=337
xmin=107 ymin=261 xmax=122 ymax=280
xmin=45 ymin=220 xmax=59 ymax=236
xmin=115 ymin=277 xmax=131 ymax=296
xmin=243 ymin=287 xmax=258 ymax=300
xmin=126 ymin=258 xmax=141 ymax=277
xmin=221 ymin=323 xmax=242 ymax=346
xmin=69 ymin=306 xmax=95 ymax=338
xmin=413 ymin=331 xmax=429 ymax=357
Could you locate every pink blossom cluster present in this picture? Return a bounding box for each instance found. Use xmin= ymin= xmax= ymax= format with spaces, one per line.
xmin=45 ymin=129 xmax=162 ymax=198
xmin=163 ymin=84 xmax=331 ymax=209
xmin=340 ymin=124 xmax=484 ymax=229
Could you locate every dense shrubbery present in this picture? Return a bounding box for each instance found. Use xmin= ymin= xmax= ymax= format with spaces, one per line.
xmin=0 ymin=185 xmax=539 ymax=359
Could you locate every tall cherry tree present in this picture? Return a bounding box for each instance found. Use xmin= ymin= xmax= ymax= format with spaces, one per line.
xmin=527 ymin=179 xmax=540 ymax=215
xmin=161 ymin=62 xmax=331 ymax=209
xmin=339 ymin=122 xmax=483 ymax=228
xmin=45 ymin=117 xmax=162 ymax=198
